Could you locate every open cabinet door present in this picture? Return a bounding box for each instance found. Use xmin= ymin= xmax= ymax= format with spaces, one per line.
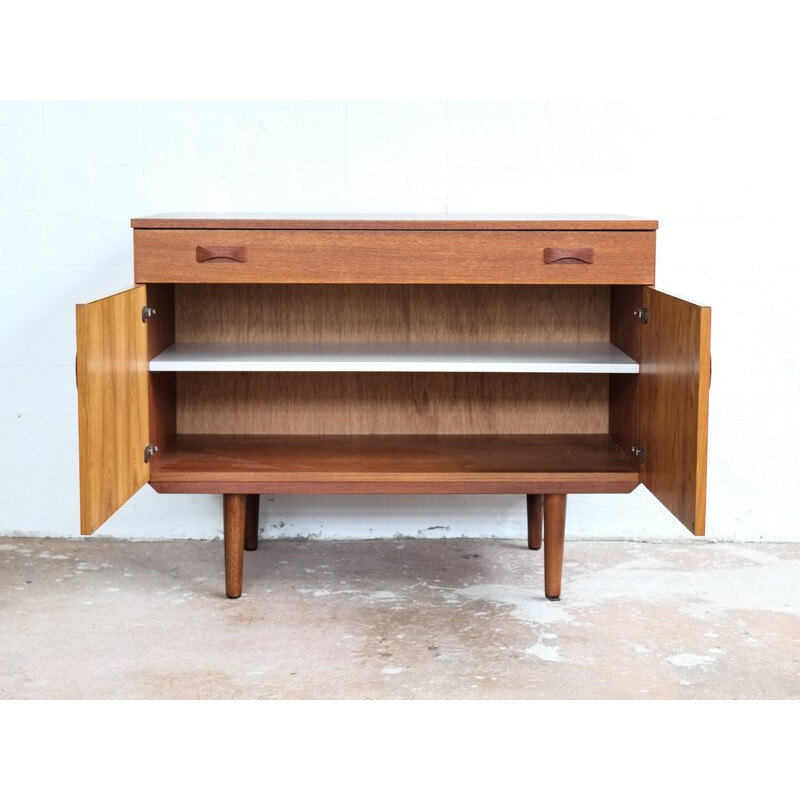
xmin=638 ymin=287 xmax=711 ymax=535
xmin=76 ymin=286 xmax=150 ymax=535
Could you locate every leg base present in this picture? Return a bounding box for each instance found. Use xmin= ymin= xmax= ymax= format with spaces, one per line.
xmin=223 ymin=494 xmax=246 ymax=599
xmin=543 ymin=494 xmax=567 ymax=601
xmin=244 ymin=494 xmax=260 ymax=551
xmin=526 ymin=494 xmax=543 ymax=550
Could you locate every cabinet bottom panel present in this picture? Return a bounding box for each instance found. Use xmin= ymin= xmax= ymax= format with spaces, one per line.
xmin=149 ymin=433 xmax=639 ymax=494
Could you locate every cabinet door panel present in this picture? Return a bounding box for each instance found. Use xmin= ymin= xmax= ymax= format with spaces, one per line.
xmin=76 ymin=286 xmax=150 ymax=535
xmin=638 ymin=287 xmax=711 ymax=535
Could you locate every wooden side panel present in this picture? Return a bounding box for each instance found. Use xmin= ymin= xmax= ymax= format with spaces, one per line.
xmin=638 ymin=288 xmax=711 ymax=535
xmin=145 ymin=283 xmax=175 ymax=359
xmin=609 ymin=285 xmax=644 ymax=457
xmin=76 ymin=286 xmax=150 ymax=535
xmin=146 ymin=284 xmax=176 ymax=455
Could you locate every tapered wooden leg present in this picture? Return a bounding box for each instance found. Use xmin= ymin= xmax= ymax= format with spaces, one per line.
xmin=526 ymin=494 xmax=543 ymax=550
xmin=543 ymin=494 xmax=567 ymax=601
xmin=223 ymin=494 xmax=246 ymax=598
xmin=244 ymin=494 xmax=260 ymax=551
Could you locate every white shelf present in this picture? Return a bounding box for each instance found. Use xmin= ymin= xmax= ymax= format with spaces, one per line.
xmin=150 ymin=342 xmax=639 ymax=374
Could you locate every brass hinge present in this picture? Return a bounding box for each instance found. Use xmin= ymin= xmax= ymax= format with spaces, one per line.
xmin=142 ymin=306 xmax=157 ymax=323
xmin=632 ymin=444 xmax=646 ymax=464
xmin=633 ymin=307 xmax=648 ymax=324
xmin=144 ymin=444 xmax=158 ymax=463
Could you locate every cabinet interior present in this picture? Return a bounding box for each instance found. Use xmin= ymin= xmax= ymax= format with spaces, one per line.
xmin=147 ymin=284 xmax=642 ymax=440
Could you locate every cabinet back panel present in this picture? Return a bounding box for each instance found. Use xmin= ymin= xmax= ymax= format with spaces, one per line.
xmin=175 ymin=285 xmax=610 ymax=344
xmin=176 ymin=373 xmax=608 ymax=435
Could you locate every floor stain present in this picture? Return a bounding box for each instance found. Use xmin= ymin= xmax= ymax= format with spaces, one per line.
xmin=2 ymin=538 xmax=799 ymax=699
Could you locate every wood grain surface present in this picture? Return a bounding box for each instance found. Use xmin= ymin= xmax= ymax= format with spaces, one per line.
xmin=544 ymin=494 xmax=567 ymax=599
xmin=135 ymin=230 xmax=655 ymax=284
xmin=223 ymin=494 xmax=245 ymax=598
xmin=76 ymin=286 xmax=149 ymax=535
xmin=145 ymin=284 xmax=176 ymax=456
xmin=638 ymin=288 xmax=711 ymax=535
xmin=609 ymin=285 xmax=644 ymax=459
xmin=175 ymin=284 xmax=613 ymax=436
xmin=176 ymin=284 xmax=610 ymax=344
xmin=244 ymin=494 xmax=260 ymax=551
xmin=527 ymin=494 xmax=544 ymax=550
xmin=176 ymin=373 xmax=609 ymax=435
xmin=148 ymin=433 xmax=639 ymax=495
xmin=132 ymin=214 xmax=658 ymax=231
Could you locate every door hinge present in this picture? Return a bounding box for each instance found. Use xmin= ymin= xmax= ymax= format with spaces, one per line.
xmin=142 ymin=306 xmax=157 ymax=323
xmin=633 ymin=307 xmax=648 ymax=324
xmin=631 ymin=444 xmax=646 ymax=464
xmin=144 ymin=444 xmax=158 ymax=463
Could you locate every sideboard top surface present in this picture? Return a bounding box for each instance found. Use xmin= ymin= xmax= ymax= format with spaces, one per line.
xmin=131 ymin=213 xmax=658 ymax=231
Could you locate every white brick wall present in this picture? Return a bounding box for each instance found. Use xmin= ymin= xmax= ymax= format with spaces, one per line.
xmin=1 ymin=100 xmax=797 ymax=541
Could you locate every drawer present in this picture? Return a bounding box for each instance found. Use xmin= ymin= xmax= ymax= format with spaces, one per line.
xmin=134 ymin=229 xmax=655 ymax=284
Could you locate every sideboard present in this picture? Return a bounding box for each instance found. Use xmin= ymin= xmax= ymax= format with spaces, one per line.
xmin=76 ymin=215 xmax=711 ymax=599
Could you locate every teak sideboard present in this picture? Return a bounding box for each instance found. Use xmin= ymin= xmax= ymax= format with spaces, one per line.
xmin=76 ymin=214 xmax=711 ymax=600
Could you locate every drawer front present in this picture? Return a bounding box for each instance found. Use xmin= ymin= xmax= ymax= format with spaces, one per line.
xmin=134 ymin=230 xmax=655 ymax=284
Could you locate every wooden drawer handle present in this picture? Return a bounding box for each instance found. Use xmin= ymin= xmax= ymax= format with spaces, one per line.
xmin=543 ymin=246 xmax=594 ymax=264
xmin=196 ymin=245 xmax=248 ymax=263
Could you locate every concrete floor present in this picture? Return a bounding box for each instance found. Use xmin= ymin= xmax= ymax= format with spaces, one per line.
xmin=1 ymin=536 xmax=798 ymax=699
